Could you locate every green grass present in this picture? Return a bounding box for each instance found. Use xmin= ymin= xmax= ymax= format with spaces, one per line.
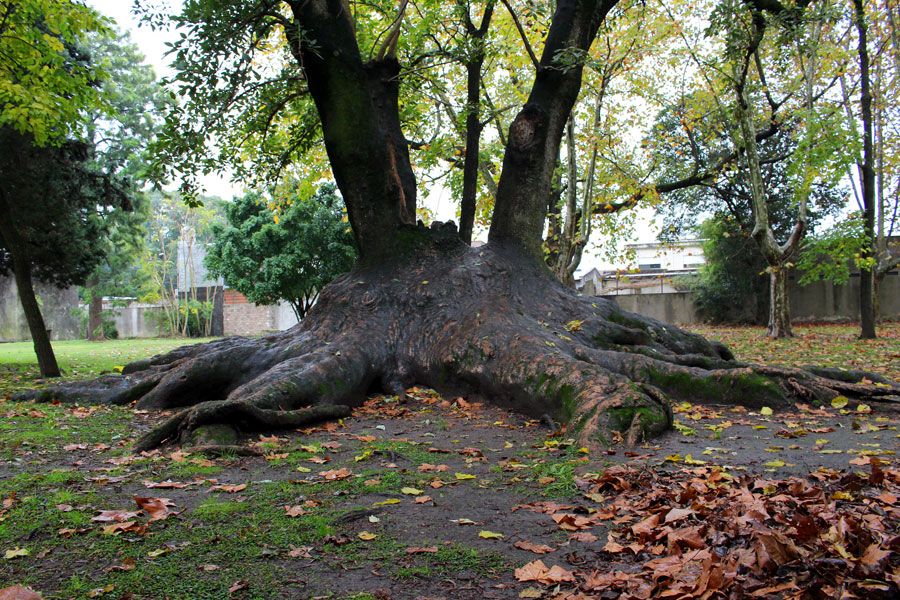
xmin=0 ymin=337 xmax=219 ymax=396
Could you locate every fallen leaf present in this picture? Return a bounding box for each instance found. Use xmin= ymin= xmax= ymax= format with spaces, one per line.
xmin=284 ymin=506 xmax=306 ymax=517
xmin=455 ymin=472 xmax=476 ymax=480
xmin=142 ymin=480 xmax=187 ymax=489
xmin=514 ymin=560 xmax=576 ymax=585
xmin=358 ymin=531 xmax=377 ymax=541
xmin=760 ymin=407 xmax=773 ymax=416
xmin=92 ymin=510 xmax=140 ymax=523
xmin=414 ymin=496 xmax=432 ymax=504
xmin=320 ymin=468 xmax=351 ymax=481
xmin=514 ymin=540 xmax=554 ymax=554
xmin=0 ymin=586 xmax=42 ymax=600
xmin=133 ymin=496 xmax=175 ymax=521
xmin=478 ymin=530 xmax=504 ymax=539
xmin=405 ymin=546 xmax=438 ymax=554
xmin=400 ymin=487 xmax=423 ymax=495
xmin=831 ymin=396 xmax=849 ymax=409
xmin=209 ymin=484 xmax=247 ymax=493
xmin=228 ymin=580 xmax=248 ymax=595
xmin=3 ymin=548 xmax=29 ymax=560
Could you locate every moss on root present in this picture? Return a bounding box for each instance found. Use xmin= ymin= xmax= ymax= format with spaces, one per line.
xmin=645 ymin=368 xmax=786 ymax=408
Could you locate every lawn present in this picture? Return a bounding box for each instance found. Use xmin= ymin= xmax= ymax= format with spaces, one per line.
xmin=0 ymin=338 xmax=219 ymax=396
xmin=1 ymin=328 xmax=897 ymax=599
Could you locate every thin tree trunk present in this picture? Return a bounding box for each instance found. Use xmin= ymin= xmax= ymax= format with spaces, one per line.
xmin=87 ymin=274 xmax=105 ymax=341
xmin=0 ymin=190 xmax=61 ymax=377
xmin=767 ymin=266 xmax=793 ymax=339
xmin=459 ymin=1 xmax=493 ymax=244
xmin=854 ymin=0 xmax=877 ymax=339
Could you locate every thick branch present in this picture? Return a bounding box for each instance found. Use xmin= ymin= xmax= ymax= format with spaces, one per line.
xmin=489 ymin=0 xmax=618 ymax=257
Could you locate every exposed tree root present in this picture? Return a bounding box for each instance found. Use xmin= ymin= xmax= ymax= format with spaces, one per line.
xmin=16 ymin=227 xmax=900 ymax=450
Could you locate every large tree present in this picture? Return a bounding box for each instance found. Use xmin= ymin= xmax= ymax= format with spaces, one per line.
xmin=28 ymin=0 xmax=898 ymax=450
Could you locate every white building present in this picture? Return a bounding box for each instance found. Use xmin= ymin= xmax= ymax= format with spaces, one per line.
xmin=577 ymin=239 xmax=705 ymax=296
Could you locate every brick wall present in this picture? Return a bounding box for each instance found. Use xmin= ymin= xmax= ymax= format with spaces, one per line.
xmin=222 ymin=289 xmax=280 ymax=336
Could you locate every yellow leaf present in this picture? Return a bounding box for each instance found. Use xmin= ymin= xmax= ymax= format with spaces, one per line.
xmin=358 ymin=531 xmax=377 ymax=541
xmin=401 ymin=487 xmax=423 ymax=495
xmin=664 ymin=454 xmax=682 ymax=463
xmin=857 ymin=404 xmax=872 ymax=414
xmin=683 ymin=454 xmax=705 ymax=465
xmin=4 ymin=547 xmax=29 ymax=559
xmin=831 ymin=491 xmax=852 ymax=501
xmin=372 ymin=498 xmax=401 ymax=507
xmin=455 ymin=473 xmax=476 ymax=480
xmin=295 ymin=466 xmax=311 ymax=473
xmin=478 ymin=530 xmax=504 ymax=539
xmin=831 ymin=396 xmax=849 ymax=409
xmin=760 ymin=407 xmax=773 ymax=416
xmin=764 ymin=459 xmax=785 ymax=468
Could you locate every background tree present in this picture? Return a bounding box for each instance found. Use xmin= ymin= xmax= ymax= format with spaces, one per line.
xmin=0 ymin=129 xmax=130 ymax=376
xmin=140 ymin=191 xmax=225 ymax=338
xmin=82 ymin=29 xmax=169 ymax=340
xmin=206 ymin=183 xmax=358 ymax=321
xmin=0 ymin=0 xmax=113 ymax=375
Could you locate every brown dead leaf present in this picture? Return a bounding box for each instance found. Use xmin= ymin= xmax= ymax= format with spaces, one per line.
xmin=101 ymin=521 xmax=144 ymax=536
xmin=514 ymin=560 xmax=576 ymax=585
xmin=0 ymin=586 xmax=42 ymax=600
xmin=319 ymin=468 xmax=351 ymax=481
xmin=228 ymin=580 xmax=248 ymax=595
xmin=134 ymin=497 xmax=175 ymax=522
xmin=107 ymin=557 xmax=136 ymax=572
xmin=287 ymin=546 xmax=312 ymax=558
xmin=514 ymin=540 xmax=554 ymax=554
xmin=405 ymin=546 xmax=439 ymax=554
xmin=92 ymin=510 xmax=140 ymax=523
xmin=142 ymin=480 xmax=188 ymax=489
xmin=209 ymin=484 xmax=247 ymax=493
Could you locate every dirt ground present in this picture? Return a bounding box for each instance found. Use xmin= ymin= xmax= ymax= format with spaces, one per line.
xmin=1 ymin=384 xmax=898 ymax=599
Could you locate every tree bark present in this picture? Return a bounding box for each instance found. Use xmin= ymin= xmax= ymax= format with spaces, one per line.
xmin=767 ymin=266 xmax=793 ymax=339
xmin=87 ymin=274 xmax=105 ymax=341
xmin=489 ymin=0 xmax=617 ymax=257
xmin=853 ymin=0 xmax=877 ymax=339
xmin=285 ymin=0 xmax=416 ymax=261
xmin=459 ymin=1 xmax=493 ymax=245
xmin=0 ymin=190 xmax=61 ymax=377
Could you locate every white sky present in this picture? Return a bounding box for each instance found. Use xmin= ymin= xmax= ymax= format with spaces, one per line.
xmin=87 ymin=0 xmax=658 ymax=272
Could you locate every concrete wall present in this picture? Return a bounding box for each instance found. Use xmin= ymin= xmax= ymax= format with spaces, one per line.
xmin=601 ymin=271 xmax=900 ymax=325
xmin=608 ymin=291 xmax=699 ymax=324
xmin=109 ymin=303 xmax=166 ymax=338
xmin=0 ymin=276 xmax=81 ymax=342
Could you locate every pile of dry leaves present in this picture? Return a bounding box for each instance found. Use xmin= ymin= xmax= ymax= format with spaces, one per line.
xmin=514 ymin=459 xmax=898 ymax=599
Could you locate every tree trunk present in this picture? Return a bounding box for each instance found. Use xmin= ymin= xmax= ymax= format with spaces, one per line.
xmin=87 ymin=275 xmax=105 ymax=341
xmin=458 ymin=2 xmax=493 ymax=244
xmin=0 ymin=190 xmax=61 ymax=377
xmin=17 ymin=0 xmax=899 ymax=450
xmin=767 ymin=266 xmax=793 ymax=339
xmin=854 ymin=0 xmax=877 ymax=339
xmin=489 ymin=0 xmax=617 ymax=257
